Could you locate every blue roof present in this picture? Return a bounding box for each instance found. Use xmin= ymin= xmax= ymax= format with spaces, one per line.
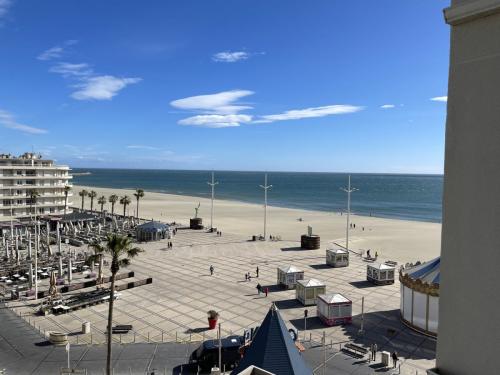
xmin=232 ymin=304 xmax=312 ymax=375
xmin=404 ymin=257 xmax=440 ymax=285
xmin=136 ymin=221 xmax=169 ymax=233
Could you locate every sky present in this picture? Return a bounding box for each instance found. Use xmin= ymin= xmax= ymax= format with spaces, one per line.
xmin=0 ymin=0 xmax=451 ymax=173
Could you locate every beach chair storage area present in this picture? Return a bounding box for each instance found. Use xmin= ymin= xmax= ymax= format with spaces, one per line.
xmin=296 ymin=278 xmax=326 ymax=306
xmin=326 ymin=248 xmax=349 ymax=267
xmin=317 ymin=293 xmax=352 ymax=326
xmin=277 ymin=265 xmax=304 ymax=289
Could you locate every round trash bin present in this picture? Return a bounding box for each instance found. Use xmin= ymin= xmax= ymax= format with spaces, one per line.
xmin=82 ymin=321 xmax=91 ymax=334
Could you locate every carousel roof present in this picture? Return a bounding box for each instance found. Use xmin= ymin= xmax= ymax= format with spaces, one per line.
xmin=402 ymin=257 xmax=440 ymax=285
xmin=277 ymin=265 xmax=303 ymax=274
xmin=136 ymin=221 xmax=169 ymax=233
xmin=297 ymin=278 xmax=325 ymax=287
xmin=231 ymin=304 xmax=312 ymax=375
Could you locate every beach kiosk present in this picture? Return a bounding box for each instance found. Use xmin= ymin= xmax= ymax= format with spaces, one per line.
xmin=277 ymin=265 xmax=304 ymax=289
xmin=296 ymin=279 xmax=326 ymax=306
xmin=326 ymin=248 xmax=349 ymax=267
xmin=317 ymin=293 xmax=352 ymax=326
xmin=367 ymin=263 xmax=396 ymax=285
xmin=136 ymin=221 xmax=169 ymax=242
xmin=399 ymin=257 xmax=440 ymax=337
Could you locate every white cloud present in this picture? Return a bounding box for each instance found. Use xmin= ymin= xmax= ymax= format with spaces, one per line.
xmin=170 ymin=90 xmax=254 ymax=114
xmin=380 ymin=104 xmax=395 ymax=109
xmin=37 ymin=40 xmax=78 ymax=61
xmin=0 ymin=109 xmax=47 ymax=134
xmin=430 ymin=96 xmax=448 ymax=102
xmin=256 ymin=104 xmax=363 ymax=123
xmin=212 ymin=51 xmax=250 ymax=63
xmin=49 ymin=62 xmax=93 ymax=78
xmin=71 ymin=75 xmax=142 ymax=101
xmin=0 ymin=0 xmax=11 ymax=19
xmin=126 ymin=145 xmax=160 ymax=150
xmin=179 ymin=114 xmax=253 ymax=128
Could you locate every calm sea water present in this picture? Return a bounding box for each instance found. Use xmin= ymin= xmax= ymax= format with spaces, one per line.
xmin=72 ymin=169 xmax=443 ymax=223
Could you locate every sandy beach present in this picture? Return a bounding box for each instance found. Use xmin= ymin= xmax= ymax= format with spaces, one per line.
xmin=73 ymin=185 xmax=441 ymax=264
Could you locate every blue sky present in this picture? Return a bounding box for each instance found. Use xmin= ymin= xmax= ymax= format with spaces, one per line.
xmin=0 ymin=0 xmax=450 ymax=173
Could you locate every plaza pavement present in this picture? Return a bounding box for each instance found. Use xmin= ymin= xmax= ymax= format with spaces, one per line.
xmin=5 ymin=229 xmax=436 ymax=374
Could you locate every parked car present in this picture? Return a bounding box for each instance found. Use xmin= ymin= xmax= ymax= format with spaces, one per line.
xmin=189 ymin=335 xmax=244 ymax=371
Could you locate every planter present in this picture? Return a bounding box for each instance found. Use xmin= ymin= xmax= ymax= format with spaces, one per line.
xmin=208 ymin=318 xmax=218 ymax=330
xmin=301 ymin=234 xmax=320 ymax=249
xmin=49 ymin=331 xmax=68 ymax=345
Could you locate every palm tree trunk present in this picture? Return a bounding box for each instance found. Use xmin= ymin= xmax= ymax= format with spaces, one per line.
xmin=123 ymin=204 xmax=126 ymax=217
xmin=90 ymin=199 xmax=93 ymax=212
xmin=64 ymin=194 xmax=68 ymax=215
xmin=81 ymin=196 xmax=84 ymax=210
xmin=111 ymin=203 xmax=114 ymax=215
xmin=136 ymin=198 xmax=139 ymax=219
xmin=106 ymin=273 xmax=116 ymax=375
xmin=101 ymin=203 xmax=104 ymax=212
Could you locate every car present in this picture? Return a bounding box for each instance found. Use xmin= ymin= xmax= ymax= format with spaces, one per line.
xmin=189 ymin=335 xmax=244 ymax=371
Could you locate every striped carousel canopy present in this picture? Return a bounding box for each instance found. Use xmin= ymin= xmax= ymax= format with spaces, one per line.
xmin=402 ymin=257 xmax=440 ymax=285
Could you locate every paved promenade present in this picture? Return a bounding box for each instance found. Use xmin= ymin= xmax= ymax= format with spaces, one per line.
xmin=4 ymin=229 xmax=435 ymax=374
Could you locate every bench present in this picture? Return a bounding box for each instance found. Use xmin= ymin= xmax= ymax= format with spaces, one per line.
xmin=111 ymin=325 xmax=133 ymax=334
xmin=342 ymin=343 xmax=368 ymax=358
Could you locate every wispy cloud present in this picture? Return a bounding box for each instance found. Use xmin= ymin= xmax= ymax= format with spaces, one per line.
xmin=37 ymin=40 xmax=78 ymax=61
xmin=71 ymin=75 xmax=141 ymax=101
xmin=256 ymin=105 xmax=363 ymax=123
xmin=171 ymin=90 xmax=254 ymax=114
xmin=212 ymin=51 xmax=250 ymax=63
xmin=49 ymin=62 xmax=93 ymax=78
xmin=179 ymin=114 xmax=253 ymax=128
xmin=40 ymin=42 xmax=141 ymax=101
xmin=171 ymin=90 xmax=363 ymax=128
xmin=0 ymin=0 xmax=12 ymax=20
xmin=171 ymin=90 xmax=254 ymax=128
xmin=430 ymin=96 xmax=447 ymax=102
xmin=126 ymin=145 xmax=161 ymax=150
xmin=0 ymin=109 xmax=48 ymax=134
xmin=380 ymin=104 xmax=395 ymax=109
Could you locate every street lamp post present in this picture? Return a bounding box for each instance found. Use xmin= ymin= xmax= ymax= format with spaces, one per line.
xmin=259 ymin=174 xmax=272 ymax=240
xmin=340 ymin=175 xmax=358 ymax=252
xmin=207 ymin=172 xmax=219 ymax=230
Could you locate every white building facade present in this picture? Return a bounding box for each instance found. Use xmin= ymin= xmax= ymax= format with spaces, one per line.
xmin=0 ymin=153 xmax=72 ymax=219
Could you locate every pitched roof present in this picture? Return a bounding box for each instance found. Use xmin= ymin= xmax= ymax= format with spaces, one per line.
xmin=296 ymin=278 xmax=325 ymax=287
xmin=318 ymin=293 xmax=351 ymax=304
xmin=368 ymin=263 xmax=395 ymax=271
xmin=232 ymin=304 xmax=312 ymax=375
xmin=277 ymin=265 xmax=303 ymax=274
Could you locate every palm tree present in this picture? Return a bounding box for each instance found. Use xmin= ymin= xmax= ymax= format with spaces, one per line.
xmin=88 ymin=191 xmax=97 ymax=212
xmin=63 ymin=185 xmax=71 ymax=215
xmin=109 ymin=194 xmax=118 ymax=215
xmin=119 ymin=195 xmax=131 ymax=217
xmin=79 ymin=190 xmax=88 ymax=210
xmin=28 ymin=189 xmax=40 ymax=219
xmin=98 ymin=196 xmax=107 ymax=212
xmin=133 ymin=189 xmax=144 ymax=218
xmin=88 ymin=235 xmax=143 ymax=375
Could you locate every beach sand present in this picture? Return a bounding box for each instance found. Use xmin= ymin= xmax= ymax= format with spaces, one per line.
xmin=73 ymin=185 xmax=441 ymax=263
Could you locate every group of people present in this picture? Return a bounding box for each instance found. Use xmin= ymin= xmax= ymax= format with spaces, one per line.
xmin=370 ymin=343 xmax=399 ymax=368
xmin=166 ymin=241 xmax=174 ymax=249
xmin=366 ymin=249 xmax=378 ymax=259
xmin=216 ymin=231 xmax=223 ymax=236
xmin=245 ymin=267 xmax=259 ymax=281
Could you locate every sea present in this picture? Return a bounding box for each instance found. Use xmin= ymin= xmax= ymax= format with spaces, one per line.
xmin=72 ymin=169 xmax=443 ymax=223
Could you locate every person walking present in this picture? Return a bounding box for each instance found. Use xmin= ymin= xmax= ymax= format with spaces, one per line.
xmin=391 ymin=351 xmax=398 ymax=368
xmin=264 ymin=287 xmax=269 ymax=297
xmin=210 ymin=265 xmax=214 ymax=276
xmin=256 ymin=266 xmax=259 ymax=278
xmin=373 ymin=343 xmax=378 ymax=361
xmin=256 ymin=283 xmax=262 ymax=295
xmin=245 ymin=273 xmax=248 ymax=281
